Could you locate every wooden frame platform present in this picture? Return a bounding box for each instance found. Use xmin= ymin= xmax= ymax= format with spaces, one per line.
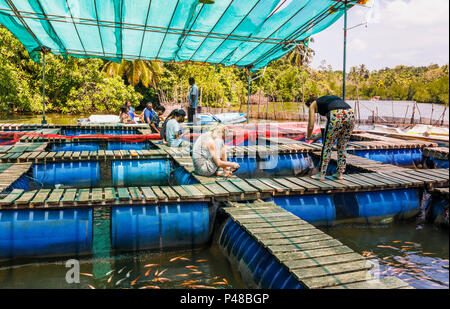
xmin=222 ymin=201 xmax=412 ymax=289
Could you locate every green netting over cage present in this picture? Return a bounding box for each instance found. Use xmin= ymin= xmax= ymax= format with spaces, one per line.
xmin=0 ymin=0 xmax=358 ymax=69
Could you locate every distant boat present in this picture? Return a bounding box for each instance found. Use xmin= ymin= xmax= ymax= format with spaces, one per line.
xmin=78 ymin=115 xmax=120 ymax=124
xmin=193 ymin=113 xmax=247 ymax=125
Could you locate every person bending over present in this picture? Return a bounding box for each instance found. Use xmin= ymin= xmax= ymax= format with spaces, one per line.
xmin=166 ymin=109 xmax=190 ymax=147
xmin=150 ymin=105 xmax=166 ymax=134
xmin=306 ymin=95 xmax=355 ymax=180
xmin=193 ymin=124 xmax=240 ymax=177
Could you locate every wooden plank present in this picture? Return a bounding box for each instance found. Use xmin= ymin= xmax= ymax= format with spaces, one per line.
xmin=267 ymin=239 xmax=343 ymax=253
xmin=171 ymin=185 xmax=191 ymax=199
xmin=287 ymin=177 xmax=321 ymax=192
xmin=245 ymin=179 xmax=275 ymax=194
xmin=273 ymin=178 xmax=305 ymax=194
xmin=117 ymin=187 xmax=130 ymax=201
xmin=203 ymin=183 xmax=229 ymax=197
xmin=15 ymin=190 xmax=37 ymax=205
xmin=77 ymin=189 xmax=91 ymax=203
xmin=324 ymin=276 xmax=410 ymax=289
xmin=30 ymin=189 xmax=51 ymax=206
xmin=301 ymin=270 xmax=372 ymax=289
xmin=151 ymin=186 xmax=168 ymax=201
xmin=104 ymin=187 xmax=116 ymax=202
xmin=216 ymin=180 xmax=243 ymax=196
xmin=259 ymin=178 xmax=288 ymax=193
xmin=181 ymin=185 xmax=205 ymax=198
xmin=62 ymin=189 xmax=77 ymax=205
xmin=299 ymin=177 xmax=334 ymax=191
xmin=140 ymin=186 xmax=157 ymax=202
xmin=91 ymin=188 xmax=104 ymax=203
xmin=229 ymin=179 xmax=259 ymax=194
xmin=46 ymin=189 xmax=65 ymax=205
xmin=0 ymin=189 xmax=24 ymax=206
xmin=292 ymin=260 xmax=372 ymax=280
xmin=284 ymin=252 xmax=365 ymax=270
xmin=160 ymin=186 xmax=179 ymax=200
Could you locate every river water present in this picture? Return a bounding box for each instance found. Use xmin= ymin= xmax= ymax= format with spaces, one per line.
xmin=0 ymin=112 xmax=448 ymax=289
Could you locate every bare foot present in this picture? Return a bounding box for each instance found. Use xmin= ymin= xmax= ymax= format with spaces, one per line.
xmin=331 ymin=173 xmax=343 ymax=180
xmin=311 ymin=174 xmax=325 ymax=181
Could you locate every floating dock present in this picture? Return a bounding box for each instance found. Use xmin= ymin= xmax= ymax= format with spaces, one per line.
xmin=0 ymin=122 xmax=448 ymax=288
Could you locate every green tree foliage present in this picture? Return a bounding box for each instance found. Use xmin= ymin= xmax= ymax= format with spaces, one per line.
xmin=0 ymin=25 xmax=448 ymax=116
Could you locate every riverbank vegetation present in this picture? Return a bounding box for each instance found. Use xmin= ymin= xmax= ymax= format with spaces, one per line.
xmin=0 ymin=25 xmax=448 ymax=115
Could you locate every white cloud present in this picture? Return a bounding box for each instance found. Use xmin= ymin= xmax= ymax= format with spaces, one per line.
xmin=309 ymin=0 xmax=449 ymax=70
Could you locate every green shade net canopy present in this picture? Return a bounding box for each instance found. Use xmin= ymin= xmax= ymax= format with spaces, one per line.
xmin=0 ymin=0 xmax=357 ymax=70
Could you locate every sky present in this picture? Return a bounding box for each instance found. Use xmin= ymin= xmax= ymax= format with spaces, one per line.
xmin=309 ymin=0 xmax=449 ymax=71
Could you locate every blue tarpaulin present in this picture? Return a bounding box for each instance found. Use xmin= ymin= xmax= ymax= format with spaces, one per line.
xmin=0 ymin=0 xmax=356 ymax=69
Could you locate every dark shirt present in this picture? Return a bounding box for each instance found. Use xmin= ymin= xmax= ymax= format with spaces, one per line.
xmin=160 ymin=118 xmax=170 ymax=141
xmin=150 ymin=113 xmax=160 ymax=133
xmin=316 ymin=95 xmax=351 ymax=117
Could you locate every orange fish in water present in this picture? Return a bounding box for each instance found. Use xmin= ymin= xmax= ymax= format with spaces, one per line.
xmin=189 ymin=285 xmax=215 ymax=289
xmin=392 ymin=241 xmax=401 ymax=243
xmin=144 ymin=264 xmax=159 ymax=268
xmin=179 ymin=257 xmax=190 ymax=261
xmin=211 ymin=282 xmax=227 ymax=285
xmin=169 ymin=256 xmax=183 ymax=262
xmin=87 ymin=285 xmax=96 ymax=289
xmin=107 ymin=275 xmax=113 ymax=283
xmin=423 ymin=252 xmax=435 ymax=255
xmin=404 ymin=242 xmax=419 ymax=245
xmin=189 ymin=271 xmax=203 ymax=275
xmin=140 ymin=285 xmax=160 ymax=289
xmin=80 ymin=273 xmax=94 ymax=277
xmin=145 ymin=268 xmax=152 ymax=277
xmin=130 ymin=276 xmax=140 ymax=286
xmin=222 ymin=278 xmax=229 ymax=285
xmin=176 ymin=274 xmax=189 ymax=277
xmin=185 ymin=265 xmax=198 ymax=269
xmin=153 ymin=277 xmax=171 ymax=283
xmin=158 ymin=269 xmax=168 ymax=276
xmin=377 ymin=245 xmax=397 ymax=250
xmin=180 ymin=280 xmax=201 ymax=287
xmin=196 ymin=259 xmax=207 ymax=263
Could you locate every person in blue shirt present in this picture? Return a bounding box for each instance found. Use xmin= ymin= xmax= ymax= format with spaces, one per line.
xmin=126 ymin=101 xmax=135 ymax=122
xmin=188 ymin=77 xmax=199 ymax=123
xmin=141 ymin=102 xmax=156 ymax=126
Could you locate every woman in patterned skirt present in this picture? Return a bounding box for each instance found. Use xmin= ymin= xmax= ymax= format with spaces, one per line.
xmin=305 ymin=95 xmax=355 ymax=180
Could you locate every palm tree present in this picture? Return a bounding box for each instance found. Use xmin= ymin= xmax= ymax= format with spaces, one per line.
xmin=102 ymin=59 xmax=164 ymax=89
xmin=284 ymin=37 xmax=315 ymax=68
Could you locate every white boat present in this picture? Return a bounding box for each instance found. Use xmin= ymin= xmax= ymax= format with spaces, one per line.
xmin=370 ymin=124 xmax=449 ymax=144
xmin=78 ymin=115 xmax=120 ymax=124
xmin=194 ymin=113 xmax=247 ymax=125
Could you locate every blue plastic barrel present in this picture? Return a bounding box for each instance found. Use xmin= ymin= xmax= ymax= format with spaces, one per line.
xmin=426 ymin=157 xmax=449 ymax=169
xmin=33 ymin=162 xmax=100 ymax=188
xmin=173 ymin=166 xmax=198 ymax=185
xmin=107 ymin=142 xmax=148 ymax=151
xmin=0 ymin=208 xmax=92 ymax=260
xmin=350 ymin=149 xmax=422 ymax=166
xmin=269 ymin=195 xmax=336 ymax=226
xmin=219 ymin=219 xmax=303 ymax=289
xmin=111 ymin=203 xmax=210 ymax=251
xmin=112 ymin=160 xmax=171 ymax=186
xmin=51 ymin=142 xmax=100 ymax=152
xmin=355 ymin=189 xmax=420 ymax=220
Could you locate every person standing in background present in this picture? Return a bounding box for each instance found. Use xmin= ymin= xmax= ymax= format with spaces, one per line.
xmin=188 ymin=77 xmax=199 ymax=123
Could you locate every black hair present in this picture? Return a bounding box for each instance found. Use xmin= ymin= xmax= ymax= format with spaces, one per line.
xmin=176 ymin=109 xmax=186 ymax=117
xmin=156 ymin=106 xmax=166 ymax=112
xmin=189 ymin=77 xmax=195 ymax=84
xmin=305 ymin=96 xmax=317 ymax=107
xmin=121 ymin=106 xmax=128 ymax=113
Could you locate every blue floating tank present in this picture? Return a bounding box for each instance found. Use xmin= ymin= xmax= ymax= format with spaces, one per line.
xmin=173 ymin=166 xmax=198 ymax=185
xmin=355 ymin=189 xmax=420 ymax=221
xmin=107 ymin=141 xmax=148 ymax=151
xmin=428 ymin=198 xmax=449 ymax=226
xmin=33 ymin=161 xmax=100 ymax=188
xmin=230 ymin=157 xmax=258 ymax=177
xmin=351 ymin=149 xmax=422 ymax=166
xmin=112 ymin=159 xmax=171 ymax=186
xmin=51 ymin=142 xmax=100 ymax=152
xmin=269 ymin=195 xmax=336 ymax=226
xmin=426 ymin=157 xmax=449 ymax=169
xmin=111 ymin=203 xmax=211 ymax=251
xmin=0 ymin=209 xmax=92 ymax=260
xmin=218 ymin=219 xmax=303 ymax=289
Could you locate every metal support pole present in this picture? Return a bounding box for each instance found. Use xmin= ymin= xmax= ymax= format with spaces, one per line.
xmin=247 ymin=68 xmax=251 ymax=124
xmin=41 ymin=50 xmax=47 ymax=125
xmin=342 ymin=0 xmax=348 ymax=100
